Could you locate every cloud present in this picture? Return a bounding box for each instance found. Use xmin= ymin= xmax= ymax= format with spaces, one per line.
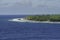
xmin=0 ymin=0 xmax=60 ymax=15
xmin=0 ymin=0 xmax=60 ymax=7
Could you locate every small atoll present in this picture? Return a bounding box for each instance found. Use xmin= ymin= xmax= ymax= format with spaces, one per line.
xmin=25 ymin=15 xmax=60 ymax=22
xmin=8 ymin=15 xmax=60 ymax=23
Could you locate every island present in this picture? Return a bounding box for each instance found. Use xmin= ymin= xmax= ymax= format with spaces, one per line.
xmin=25 ymin=15 xmax=60 ymax=22
xmin=9 ymin=15 xmax=60 ymax=23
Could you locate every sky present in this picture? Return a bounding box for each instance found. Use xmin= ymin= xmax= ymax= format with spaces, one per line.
xmin=0 ymin=0 xmax=60 ymax=15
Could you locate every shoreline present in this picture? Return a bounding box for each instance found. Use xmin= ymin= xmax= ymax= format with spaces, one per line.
xmin=8 ymin=18 xmax=60 ymax=24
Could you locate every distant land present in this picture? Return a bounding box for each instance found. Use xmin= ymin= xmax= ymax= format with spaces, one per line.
xmin=25 ymin=15 xmax=60 ymax=22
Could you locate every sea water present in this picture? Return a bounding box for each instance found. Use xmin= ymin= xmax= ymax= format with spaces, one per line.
xmin=0 ymin=15 xmax=60 ymax=40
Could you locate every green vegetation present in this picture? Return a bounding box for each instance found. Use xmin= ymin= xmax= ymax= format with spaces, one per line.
xmin=25 ymin=15 xmax=60 ymax=22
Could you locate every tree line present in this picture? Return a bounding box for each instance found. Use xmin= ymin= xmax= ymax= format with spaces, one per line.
xmin=25 ymin=15 xmax=60 ymax=22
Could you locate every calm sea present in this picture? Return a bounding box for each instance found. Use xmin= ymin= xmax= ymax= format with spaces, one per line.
xmin=0 ymin=15 xmax=60 ymax=40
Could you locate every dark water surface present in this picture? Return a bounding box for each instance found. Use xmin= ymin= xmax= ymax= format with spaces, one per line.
xmin=0 ymin=15 xmax=60 ymax=40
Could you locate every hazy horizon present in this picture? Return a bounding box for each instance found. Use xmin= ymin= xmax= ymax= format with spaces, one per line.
xmin=0 ymin=0 xmax=60 ymax=15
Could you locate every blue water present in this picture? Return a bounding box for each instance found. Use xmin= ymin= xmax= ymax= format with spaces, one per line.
xmin=0 ymin=15 xmax=60 ymax=40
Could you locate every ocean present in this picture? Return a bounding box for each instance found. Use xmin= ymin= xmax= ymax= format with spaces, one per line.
xmin=0 ymin=15 xmax=60 ymax=40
